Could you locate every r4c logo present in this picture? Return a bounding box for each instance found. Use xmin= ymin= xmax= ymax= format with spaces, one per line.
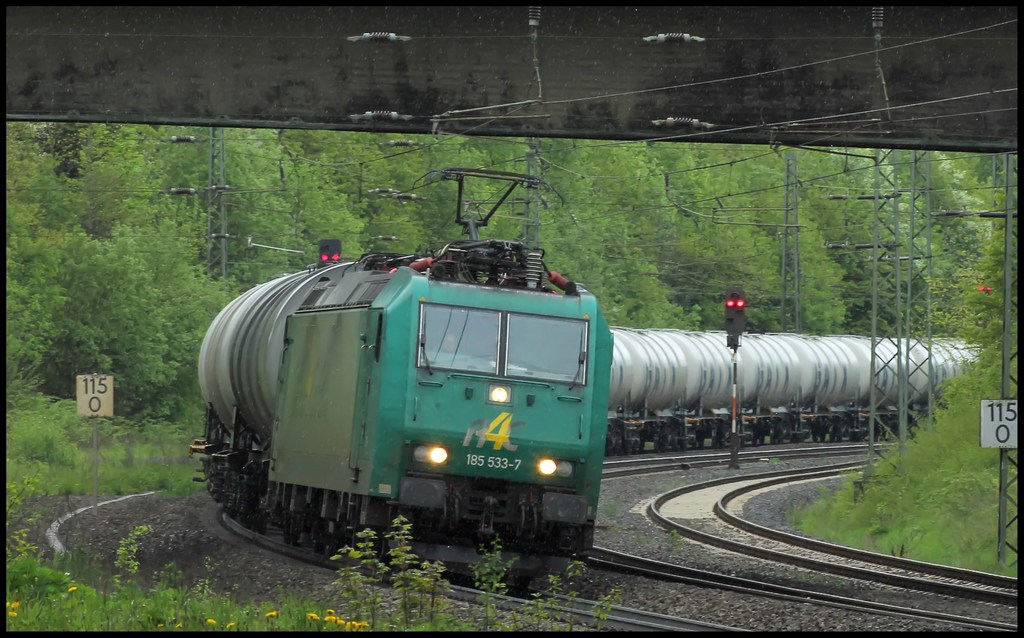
xmin=463 ymin=412 xmax=524 ymax=451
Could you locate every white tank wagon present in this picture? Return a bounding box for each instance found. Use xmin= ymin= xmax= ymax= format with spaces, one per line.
xmin=197 ymin=263 xmax=354 ymax=449
xmin=605 ymin=328 xmax=974 ymax=455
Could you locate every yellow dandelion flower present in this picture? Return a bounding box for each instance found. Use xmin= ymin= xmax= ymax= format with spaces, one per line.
xmin=8 ymin=612 xmax=17 ymax=618
xmin=345 ymin=621 xmax=356 ymax=631
xmin=67 ymin=586 xmax=78 ymax=593
xmin=226 ymin=622 xmax=236 ymax=630
xmin=307 ymin=612 xmax=320 ymax=621
xmin=326 ymin=609 xmax=335 ymax=615
xmin=175 ymin=623 xmax=183 ymax=628
xmin=206 ymin=618 xmax=217 ymax=626
xmin=324 ymin=615 xmax=337 ymax=623
xmin=11 ymin=602 xmax=20 ymax=610
xmin=4 ymin=602 xmax=9 ymax=608
xmin=265 ymin=610 xmax=278 ymax=619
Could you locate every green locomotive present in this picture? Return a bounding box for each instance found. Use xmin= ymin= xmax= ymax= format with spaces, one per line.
xmin=192 ymin=169 xmax=613 ymax=579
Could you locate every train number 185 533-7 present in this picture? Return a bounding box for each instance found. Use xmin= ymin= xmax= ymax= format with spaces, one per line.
xmin=466 ymin=453 xmax=521 ymax=470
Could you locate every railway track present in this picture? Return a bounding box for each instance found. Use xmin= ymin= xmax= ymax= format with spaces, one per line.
xmin=586 ymin=457 xmax=1016 ymax=631
xmin=711 ymin=468 xmax=1018 ymax=595
xmin=215 ymin=507 xmax=741 ymax=631
xmin=213 ymin=443 xmax=1014 ymax=631
xmin=602 ymin=442 xmax=876 ymax=478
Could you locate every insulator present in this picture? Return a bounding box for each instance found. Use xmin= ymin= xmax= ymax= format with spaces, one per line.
xmin=871 ymin=7 xmax=884 ymax=29
xmin=653 ymin=117 xmax=714 ymax=129
xmin=528 ymin=6 xmax=541 ymax=27
xmin=347 ymin=32 xmax=411 ymax=42
xmin=168 ymin=187 xmax=197 ymax=195
xmin=167 ymin=135 xmax=200 ymax=143
xmin=525 ymin=251 xmax=544 ymax=289
xmin=350 ymin=110 xmax=413 ymax=122
xmin=644 ymin=33 xmax=705 ymax=43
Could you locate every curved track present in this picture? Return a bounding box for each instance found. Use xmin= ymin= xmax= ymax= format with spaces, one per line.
xmin=586 ymin=458 xmax=1015 ymax=631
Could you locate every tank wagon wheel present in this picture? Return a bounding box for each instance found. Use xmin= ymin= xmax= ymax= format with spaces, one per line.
xmin=771 ymin=420 xmax=785 ymax=445
xmin=655 ymin=427 xmax=673 ymax=452
xmin=605 ymin=423 xmax=624 ymax=456
xmin=627 ymin=430 xmax=643 ymax=454
xmin=674 ymin=432 xmax=688 ymax=452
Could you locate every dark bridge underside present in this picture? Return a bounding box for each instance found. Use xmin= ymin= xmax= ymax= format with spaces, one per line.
xmin=6 ymin=6 xmax=1017 ymax=152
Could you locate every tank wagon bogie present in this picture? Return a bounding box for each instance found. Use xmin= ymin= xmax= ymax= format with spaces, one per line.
xmin=192 ymin=196 xmax=614 ymax=583
xmin=604 ymin=329 xmax=971 ymax=455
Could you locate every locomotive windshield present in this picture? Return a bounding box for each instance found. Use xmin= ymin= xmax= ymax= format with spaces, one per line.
xmin=418 ymin=303 xmax=587 ymax=385
xmin=506 ymin=314 xmax=587 ymax=385
xmin=420 ymin=305 xmax=500 ymax=374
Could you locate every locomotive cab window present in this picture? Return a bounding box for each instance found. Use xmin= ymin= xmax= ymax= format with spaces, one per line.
xmin=418 ymin=303 xmax=587 ymax=385
xmin=506 ymin=314 xmax=587 ymax=385
xmin=419 ymin=305 xmax=500 ymax=374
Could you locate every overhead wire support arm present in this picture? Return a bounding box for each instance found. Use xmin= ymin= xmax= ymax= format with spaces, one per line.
xmin=246 ymin=236 xmax=305 ymax=255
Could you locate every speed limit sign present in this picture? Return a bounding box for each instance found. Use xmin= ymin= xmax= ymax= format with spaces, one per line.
xmin=980 ymin=399 xmax=1017 ymax=448
xmin=76 ymin=374 xmax=114 ymax=417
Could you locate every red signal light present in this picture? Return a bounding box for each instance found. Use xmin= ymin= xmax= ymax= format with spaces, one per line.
xmin=726 ymin=299 xmax=736 ymax=308
xmin=736 ymin=299 xmax=745 ymax=308
xmin=317 ymin=239 xmax=342 ymax=264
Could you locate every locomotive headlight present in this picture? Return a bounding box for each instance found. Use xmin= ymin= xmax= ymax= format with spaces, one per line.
xmin=537 ymin=458 xmax=574 ymax=477
xmin=414 ymin=445 xmax=449 ymax=465
xmin=488 ymin=384 xmax=511 ymax=404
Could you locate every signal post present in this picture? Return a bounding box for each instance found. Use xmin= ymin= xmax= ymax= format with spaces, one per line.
xmin=724 ymin=286 xmax=746 ymax=469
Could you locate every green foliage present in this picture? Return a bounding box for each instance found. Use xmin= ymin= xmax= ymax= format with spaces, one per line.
xmin=113 ymin=525 xmax=152 ymax=587
xmin=792 ymin=345 xmax=1016 ymax=576
xmin=331 ymin=527 xmax=388 ymax=628
xmin=6 ymin=401 xmax=78 ymax=466
xmin=5 ymin=476 xmax=42 ymax=561
xmin=5 ymin=396 xmax=201 ymax=497
xmin=384 ymin=515 xmax=452 ymax=629
xmin=593 ymin=586 xmax=623 ymax=631
xmin=668 ymin=529 xmax=684 ymax=554
xmin=469 ymin=536 xmax=514 ymax=630
xmin=525 ymin=559 xmax=587 ymax=631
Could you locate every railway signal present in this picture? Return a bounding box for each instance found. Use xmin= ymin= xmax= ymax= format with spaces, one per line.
xmin=318 ymin=239 xmax=342 ymax=263
xmin=725 ymin=285 xmax=746 ymax=350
